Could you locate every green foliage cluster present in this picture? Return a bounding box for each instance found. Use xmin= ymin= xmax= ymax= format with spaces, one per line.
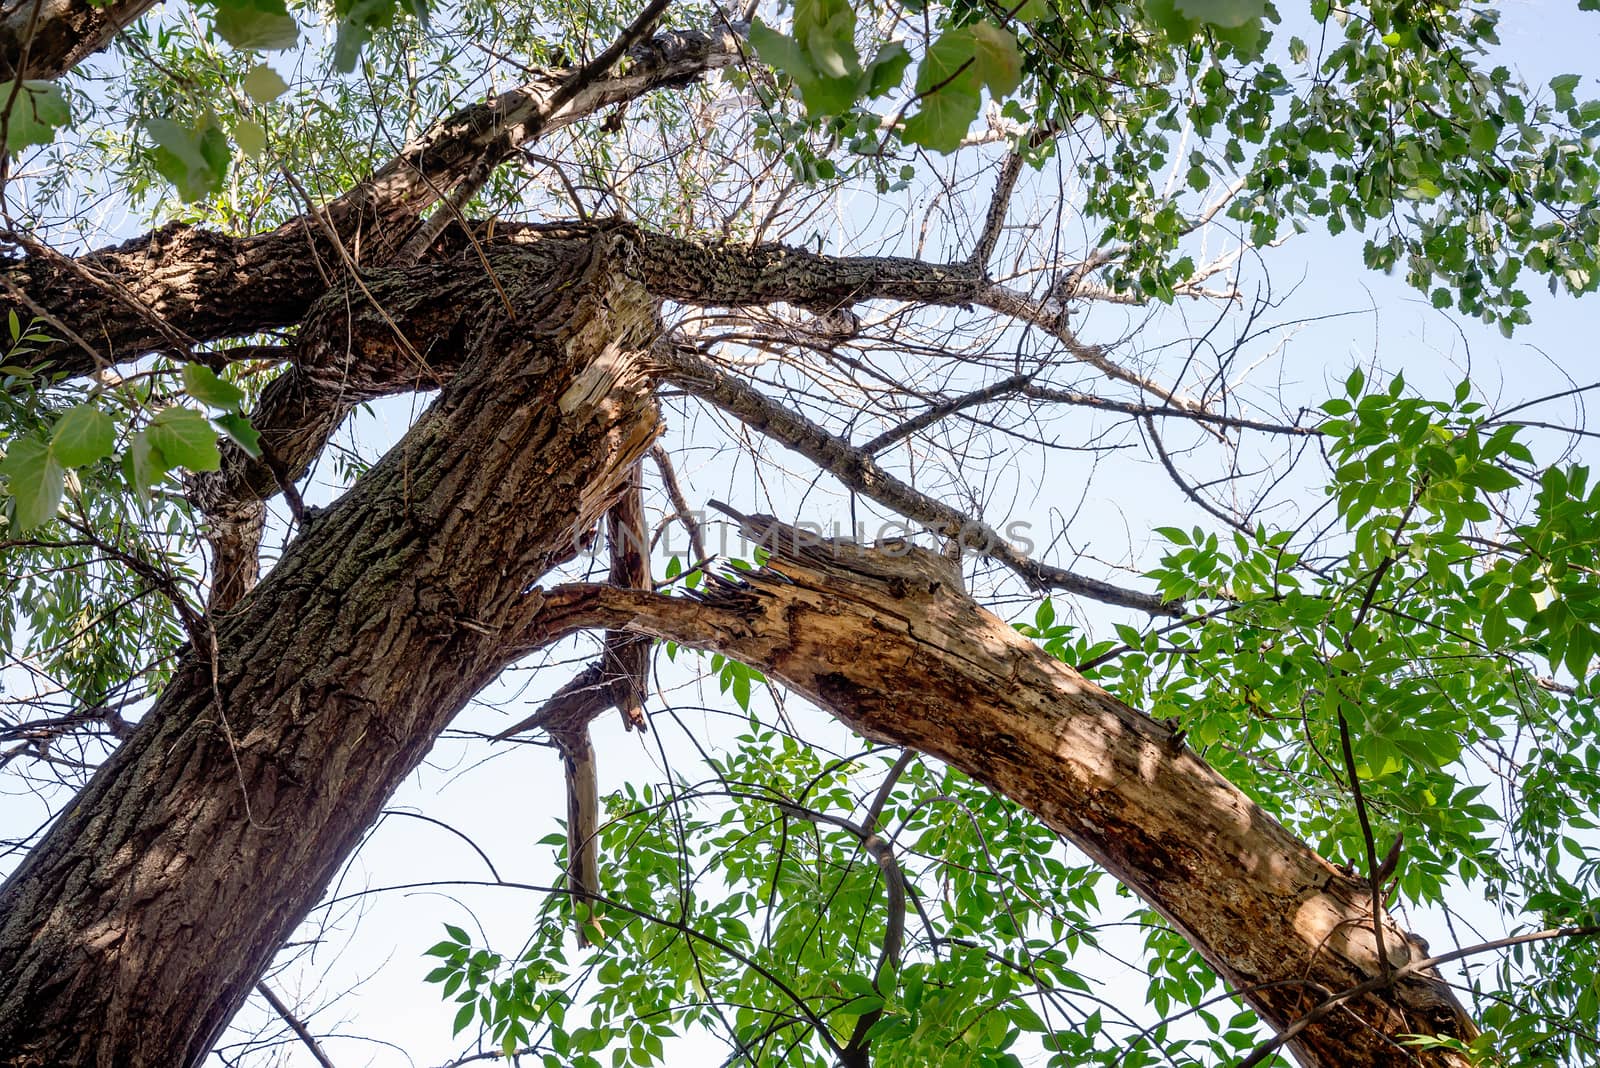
xmin=0 ymin=330 xmax=260 ymax=535
xmin=420 ymin=370 xmax=1600 ymax=1066
xmin=1060 ymin=373 xmax=1600 ymax=1065
xmin=420 ymin=734 xmax=1280 ymax=1067
xmin=747 ymin=0 xmax=1600 ymax=330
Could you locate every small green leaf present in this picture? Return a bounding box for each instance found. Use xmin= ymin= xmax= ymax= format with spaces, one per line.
xmin=750 ymin=18 xmax=860 ymax=115
xmin=213 ymin=412 xmax=263 ymax=458
xmin=183 ymin=363 xmax=246 ymax=410
xmin=794 ymin=0 xmax=861 ymax=80
xmin=902 ymin=86 xmax=980 ymax=152
xmin=1551 ymin=73 xmax=1581 ymax=111
xmin=914 ymin=28 xmax=978 ymax=97
xmin=234 ymin=119 xmax=267 ymax=158
xmin=214 ymin=0 xmax=300 ymax=51
xmin=333 ymin=0 xmax=404 ymax=72
xmin=148 ymin=406 xmax=222 ymax=471
xmin=50 ymin=404 xmax=116 ymax=467
xmin=0 ymin=437 xmax=65 ymax=530
xmin=2 ymin=80 xmax=70 ymax=154
xmin=750 ymin=18 xmax=808 ymax=78
xmin=145 ymin=117 xmax=230 ymax=202
xmin=1172 ymin=0 xmax=1268 ymax=28
xmin=836 ymin=994 xmax=884 ymax=1015
xmin=970 ymin=23 xmax=1022 ymax=98
xmin=242 ymin=64 xmax=289 ymax=102
xmin=128 ymin=429 xmax=170 ymax=494
xmin=903 ymin=28 xmax=984 ymax=151
xmin=865 ymin=41 xmax=911 ymax=98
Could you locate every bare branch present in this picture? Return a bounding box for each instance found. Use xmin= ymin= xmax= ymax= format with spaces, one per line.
xmin=653 ymin=338 xmax=1180 ymax=615
xmin=255 ymin=982 xmax=338 ymax=1068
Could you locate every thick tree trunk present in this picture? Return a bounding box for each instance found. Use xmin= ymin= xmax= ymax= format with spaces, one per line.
xmin=533 ymin=519 xmax=1480 ymax=1068
xmin=0 ymin=230 xmax=661 ymax=1067
xmin=0 ymin=232 xmax=1481 ymax=1067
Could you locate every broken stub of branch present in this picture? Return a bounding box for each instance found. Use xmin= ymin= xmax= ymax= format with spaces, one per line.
xmin=530 ymin=514 xmax=1478 ymax=1068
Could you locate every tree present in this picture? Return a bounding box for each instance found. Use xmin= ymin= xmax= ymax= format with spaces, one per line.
xmin=0 ymin=0 xmax=1598 ymax=1064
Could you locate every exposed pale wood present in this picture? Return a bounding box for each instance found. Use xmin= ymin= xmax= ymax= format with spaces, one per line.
xmin=528 ymin=517 xmax=1478 ymax=1068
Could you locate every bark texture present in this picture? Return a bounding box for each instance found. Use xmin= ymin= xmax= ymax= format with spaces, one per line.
xmin=0 ymin=0 xmax=156 ymax=81
xmin=532 ymin=520 xmax=1479 ymax=1068
xmin=0 ymin=216 xmax=1483 ymax=1068
xmin=0 ymin=230 xmax=661 ymax=1067
xmin=2 ymin=25 xmax=748 ymax=381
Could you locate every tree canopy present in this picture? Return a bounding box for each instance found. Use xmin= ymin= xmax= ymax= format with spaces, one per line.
xmin=1 ymin=0 xmax=1600 ymax=1065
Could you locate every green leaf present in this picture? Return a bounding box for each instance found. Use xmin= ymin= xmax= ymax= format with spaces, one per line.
xmin=1142 ymin=0 xmax=1199 ymax=39
xmin=213 ymin=412 xmax=263 ymax=458
xmin=0 ymin=437 xmax=64 ymax=530
xmin=1172 ymin=0 xmax=1267 ymax=28
xmin=836 ymin=994 xmax=884 ymax=1015
xmin=148 ymin=407 xmax=222 ymax=471
xmin=902 ymin=85 xmax=980 ymax=152
xmin=333 ymin=0 xmax=406 ymax=72
xmin=242 ymin=64 xmax=290 ymax=102
xmin=751 ymin=18 xmax=861 ymax=115
xmin=970 ymin=23 xmax=1022 ymax=98
xmin=865 ymin=41 xmax=912 ymax=98
xmin=750 ymin=19 xmax=810 ymax=81
xmin=903 ymin=28 xmax=985 ymax=151
xmin=128 ymin=429 xmax=170 ymax=495
xmin=794 ymin=0 xmax=860 ymax=80
xmin=2 ymin=80 xmax=70 ymax=154
xmin=214 ymin=0 xmax=300 ymax=51
xmin=1469 ymin=120 xmax=1498 ymax=154
xmin=183 ymin=363 xmax=246 ymax=410
xmin=1551 ymin=73 xmax=1581 ymax=111
xmin=914 ymin=28 xmax=978 ymax=98
xmin=145 ymin=117 xmax=230 ymax=202
xmin=234 ymin=119 xmax=267 ymax=158
xmin=50 ymin=405 xmax=116 ymax=468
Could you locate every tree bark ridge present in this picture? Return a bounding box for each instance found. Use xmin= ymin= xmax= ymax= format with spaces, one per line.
xmin=0 ymin=231 xmax=661 ymax=1067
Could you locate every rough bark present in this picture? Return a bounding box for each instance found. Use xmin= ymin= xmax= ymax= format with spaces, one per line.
xmin=0 ymin=236 xmax=1486 ymax=1066
xmin=0 ymin=0 xmax=155 ymax=81
xmin=1 ymin=23 xmax=748 ymax=380
xmin=0 ymin=229 xmax=662 ymax=1067
xmin=529 ymin=519 xmax=1479 ymax=1068
xmin=4 ymin=213 xmax=1038 ymax=384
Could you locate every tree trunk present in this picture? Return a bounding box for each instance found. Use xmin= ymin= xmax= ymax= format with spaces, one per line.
xmin=532 ymin=518 xmax=1480 ymax=1068
xmin=0 ymin=230 xmax=660 ymax=1067
xmin=0 ymin=235 xmax=1481 ymax=1067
